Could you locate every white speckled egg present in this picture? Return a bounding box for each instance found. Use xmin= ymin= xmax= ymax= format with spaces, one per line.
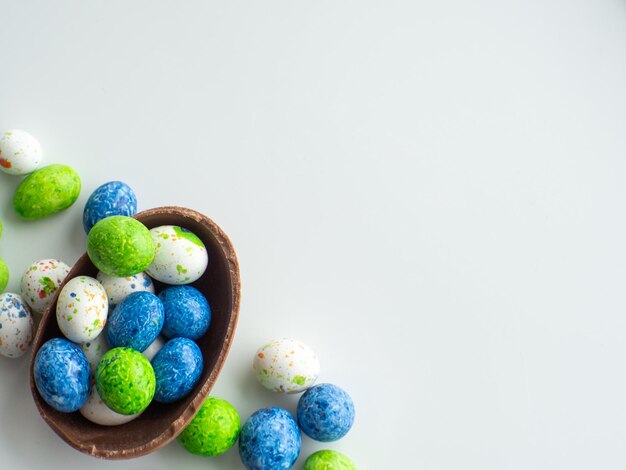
xmin=141 ymin=335 xmax=165 ymax=361
xmin=146 ymin=225 xmax=208 ymax=285
xmin=80 ymin=329 xmax=110 ymax=374
xmin=56 ymin=276 xmax=108 ymax=343
xmin=20 ymin=259 xmax=71 ymax=314
xmin=0 ymin=293 xmax=34 ymax=358
xmin=96 ymin=271 xmax=155 ymax=306
xmin=0 ymin=129 xmax=42 ymax=175
xmin=253 ymin=338 xmax=320 ymax=393
xmin=80 ymin=384 xmax=141 ymax=426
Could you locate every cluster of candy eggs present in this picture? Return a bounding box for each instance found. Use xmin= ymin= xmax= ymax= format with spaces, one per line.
xmin=175 ymin=338 xmax=356 ymax=469
xmin=32 ymin=180 xmax=213 ymax=427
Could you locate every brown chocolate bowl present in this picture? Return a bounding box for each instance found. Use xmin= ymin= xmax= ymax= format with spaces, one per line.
xmin=28 ymin=206 xmax=241 ymax=459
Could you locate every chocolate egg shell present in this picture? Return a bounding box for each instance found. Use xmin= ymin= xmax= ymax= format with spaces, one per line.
xmin=29 ymin=207 xmax=240 ymax=459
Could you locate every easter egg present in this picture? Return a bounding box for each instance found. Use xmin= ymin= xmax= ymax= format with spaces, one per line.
xmin=141 ymin=335 xmax=165 ymax=361
xmin=0 ymin=129 xmax=42 ymax=175
xmin=146 ymin=225 xmax=208 ymax=285
xmin=80 ymin=330 xmax=110 ymax=375
xmin=253 ymin=338 xmax=320 ymax=393
xmin=96 ymin=271 xmax=154 ymax=306
xmin=239 ymin=407 xmax=301 ymax=469
xmin=83 ymin=181 xmax=138 ymax=234
xmin=87 ymin=216 xmax=155 ymax=277
xmin=80 ymin=385 xmax=141 ymax=426
xmin=304 ymin=450 xmax=357 ymax=470
xmin=0 ymin=259 xmax=8 ymax=293
xmin=95 ymin=347 xmax=155 ymax=415
xmin=13 ymin=164 xmax=81 ymax=220
xmin=33 ymin=338 xmax=90 ymax=412
xmin=56 ymin=276 xmax=108 ymax=343
xmin=0 ymin=293 xmax=34 ymax=358
xmin=178 ymin=397 xmax=240 ymax=456
xmin=297 ymin=384 xmax=355 ymax=442
xmin=20 ymin=259 xmax=71 ymax=314
xmin=159 ymin=286 xmax=211 ymax=340
xmin=107 ymin=291 xmax=164 ymax=352
xmin=152 ymin=337 xmax=203 ymax=403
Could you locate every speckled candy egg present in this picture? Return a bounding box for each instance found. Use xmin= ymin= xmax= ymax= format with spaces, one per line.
xmin=96 ymin=271 xmax=154 ymax=306
xmin=178 ymin=397 xmax=240 ymax=456
xmin=83 ymin=181 xmax=138 ymax=234
xmin=34 ymin=338 xmax=90 ymax=412
xmin=297 ymin=383 xmax=355 ymax=442
xmin=239 ymin=407 xmax=301 ymax=469
xmin=56 ymin=276 xmax=108 ymax=343
xmin=159 ymin=286 xmax=211 ymax=340
xmin=152 ymin=337 xmax=203 ymax=403
xmin=87 ymin=216 xmax=155 ymax=277
xmin=95 ymin=347 xmax=155 ymax=415
xmin=107 ymin=291 xmax=164 ymax=352
xmin=0 ymin=259 xmax=8 ymax=293
xmin=20 ymin=259 xmax=71 ymax=314
xmin=0 ymin=129 xmax=42 ymax=175
xmin=0 ymin=293 xmax=34 ymax=358
xmin=146 ymin=225 xmax=208 ymax=285
xmin=80 ymin=330 xmax=110 ymax=375
xmin=253 ymin=338 xmax=320 ymax=393
xmin=304 ymin=450 xmax=357 ymax=470
xmin=80 ymin=384 xmax=141 ymax=426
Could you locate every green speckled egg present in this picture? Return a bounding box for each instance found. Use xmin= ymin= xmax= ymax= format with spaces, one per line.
xmin=13 ymin=164 xmax=81 ymax=220
xmin=87 ymin=216 xmax=155 ymax=277
xmin=304 ymin=450 xmax=357 ymax=470
xmin=95 ymin=347 xmax=155 ymax=415
xmin=0 ymin=259 xmax=8 ymax=293
xmin=178 ymin=397 xmax=240 ymax=456
xmin=0 ymin=218 xmax=3 ymax=238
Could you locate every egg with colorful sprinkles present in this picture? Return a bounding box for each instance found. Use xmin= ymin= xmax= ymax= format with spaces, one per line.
xmin=146 ymin=225 xmax=208 ymax=285
xmin=0 ymin=129 xmax=42 ymax=175
xmin=80 ymin=385 xmax=142 ymax=426
xmin=56 ymin=276 xmax=108 ymax=344
xmin=0 ymin=293 xmax=34 ymax=358
xmin=253 ymin=338 xmax=320 ymax=393
xmin=34 ymin=338 xmax=90 ymax=412
xmin=20 ymin=259 xmax=71 ymax=314
xmin=83 ymin=180 xmax=138 ymax=234
xmin=95 ymin=347 xmax=156 ymax=415
xmin=96 ymin=271 xmax=154 ymax=306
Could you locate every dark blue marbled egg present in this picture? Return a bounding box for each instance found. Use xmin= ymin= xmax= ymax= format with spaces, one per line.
xmin=159 ymin=286 xmax=211 ymax=340
xmin=34 ymin=337 xmax=91 ymax=412
xmin=296 ymin=383 xmax=355 ymax=442
xmin=151 ymin=337 xmax=203 ymax=403
xmin=239 ymin=407 xmax=301 ymax=469
xmin=107 ymin=291 xmax=164 ymax=352
xmin=83 ymin=181 xmax=137 ymax=234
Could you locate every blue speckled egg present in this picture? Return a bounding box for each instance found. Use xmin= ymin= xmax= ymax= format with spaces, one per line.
xmin=0 ymin=293 xmax=34 ymax=358
xmin=297 ymin=383 xmax=355 ymax=442
xmin=159 ymin=286 xmax=211 ymax=340
xmin=239 ymin=407 xmax=301 ymax=469
xmin=151 ymin=337 xmax=203 ymax=403
xmin=83 ymin=181 xmax=137 ymax=234
xmin=107 ymin=291 xmax=164 ymax=351
xmin=34 ymin=337 xmax=90 ymax=412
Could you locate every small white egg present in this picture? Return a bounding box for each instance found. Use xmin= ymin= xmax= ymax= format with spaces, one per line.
xmin=80 ymin=329 xmax=110 ymax=375
xmin=0 ymin=129 xmax=42 ymax=175
xmin=0 ymin=293 xmax=34 ymax=358
xmin=80 ymin=384 xmax=141 ymax=426
xmin=141 ymin=335 xmax=165 ymax=361
xmin=56 ymin=276 xmax=108 ymax=343
xmin=253 ymin=338 xmax=320 ymax=393
xmin=96 ymin=271 xmax=155 ymax=306
xmin=146 ymin=225 xmax=208 ymax=285
xmin=20 ymin=259 xmax=71 ymax=314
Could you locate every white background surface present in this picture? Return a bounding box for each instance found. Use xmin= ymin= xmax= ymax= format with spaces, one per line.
xmin=1 ymin=1 xmax=626 ymax=469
